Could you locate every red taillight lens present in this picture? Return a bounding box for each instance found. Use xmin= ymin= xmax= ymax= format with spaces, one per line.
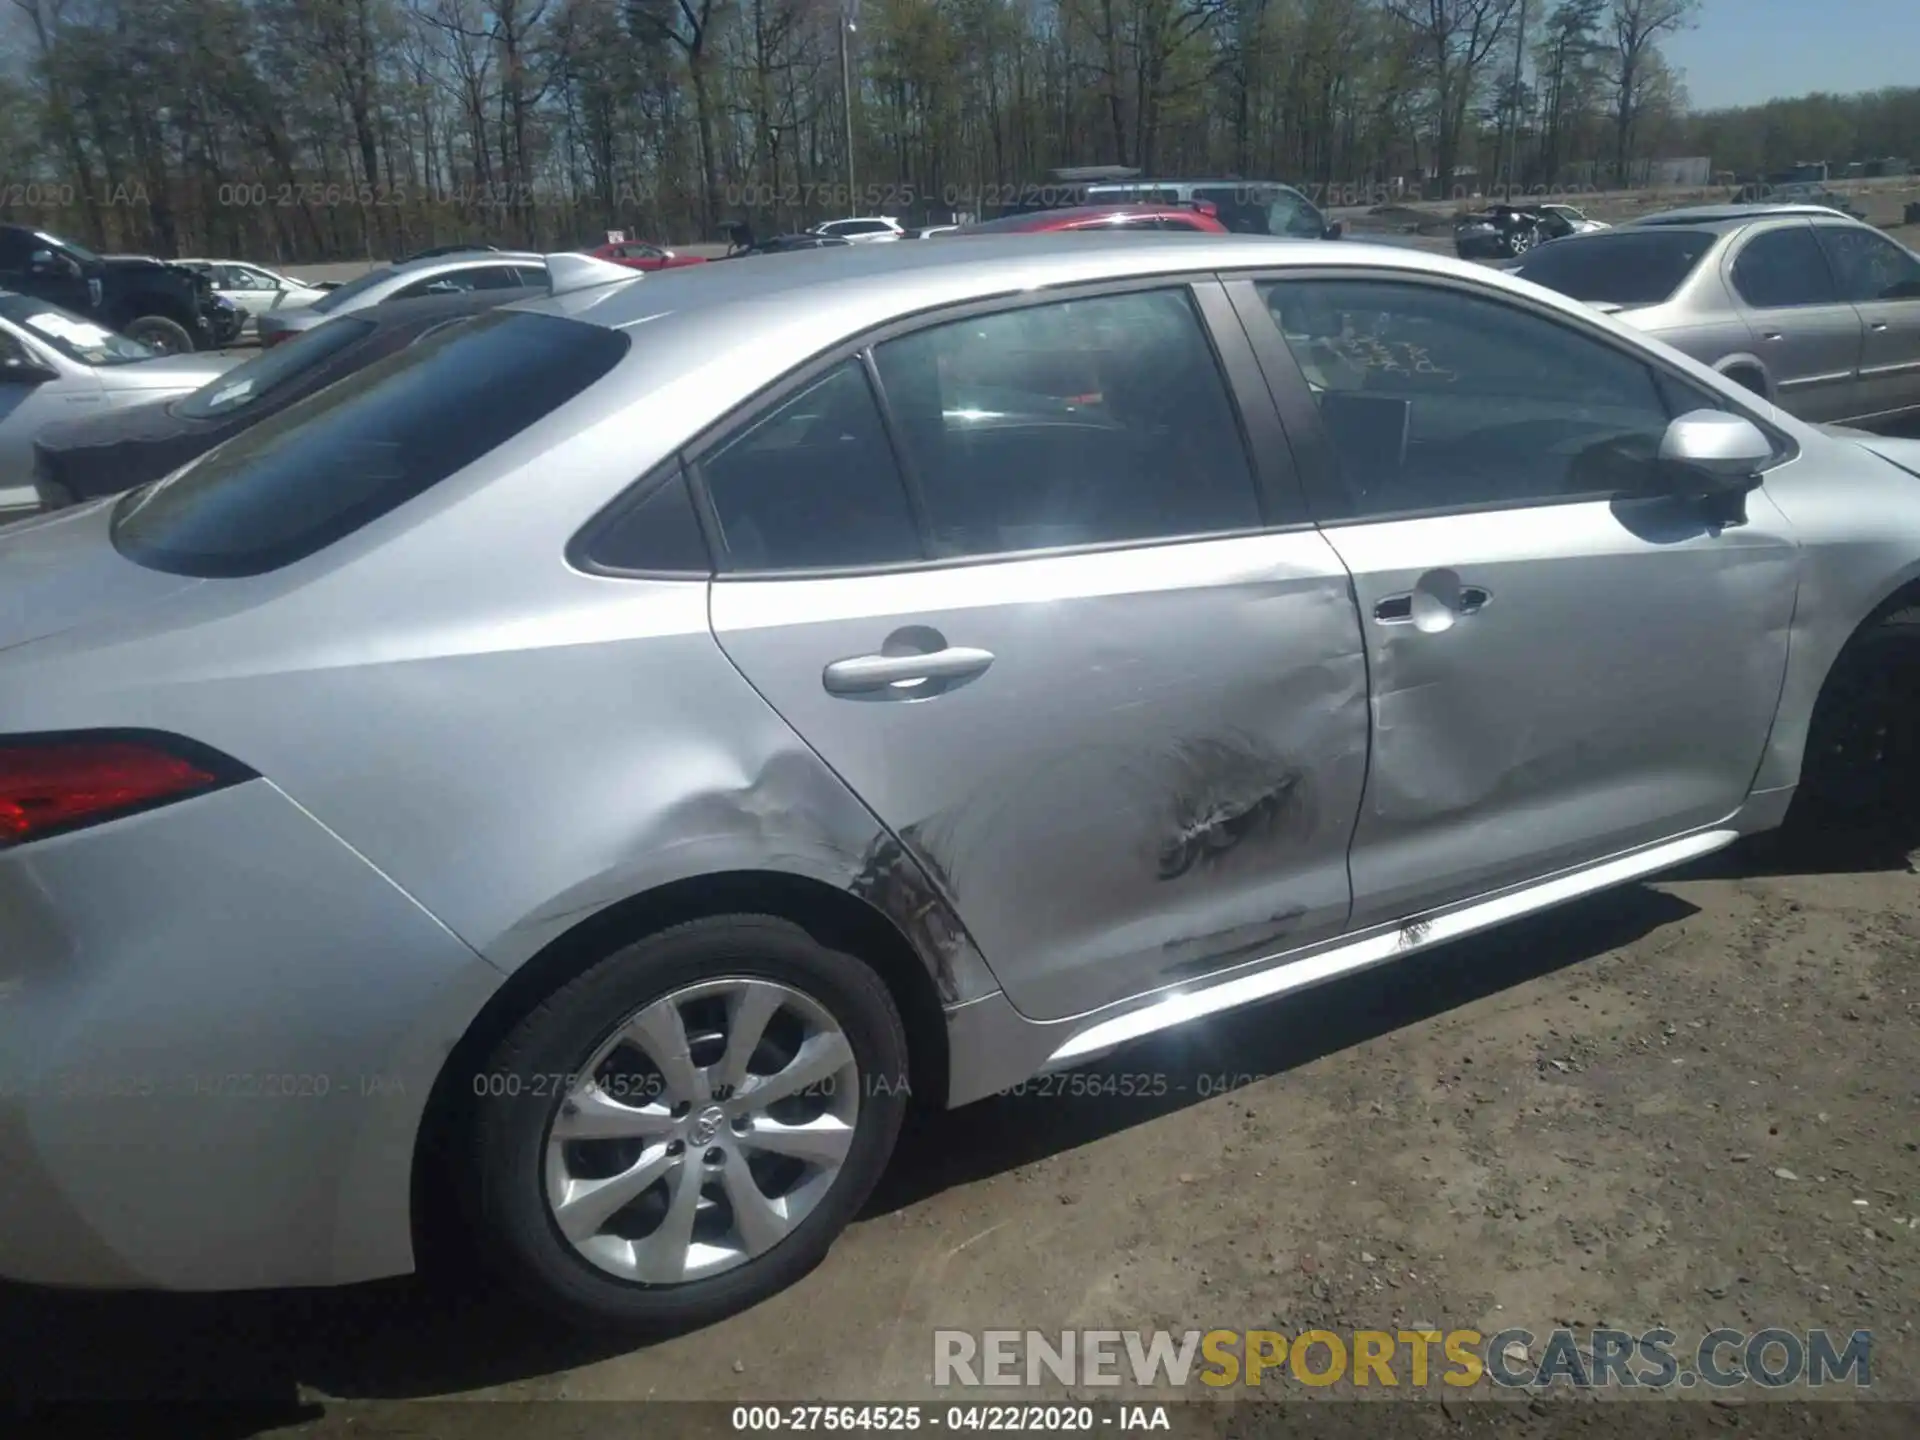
xmin=0 ymin=735 xmax=249 ymax=847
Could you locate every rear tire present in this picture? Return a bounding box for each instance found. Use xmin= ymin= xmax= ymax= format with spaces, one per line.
xmin=122 ymin=315 xmax=196 ymax=354
xmin=1791 ymin=606 xmax=1920 ymax=829
xmin=464 ymin=914 xmax=909 ymax=1334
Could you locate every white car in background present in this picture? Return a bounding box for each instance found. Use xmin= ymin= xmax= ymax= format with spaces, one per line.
xmin=1539 ymin=204 xmax=1610 ymax=235
xmin=175 ymin=259 xmax=329 ymax=336
xmin=811 ymin=216 xmax=906 ymax=243
xmin=0 ymin=291 xmax=240 ymax=519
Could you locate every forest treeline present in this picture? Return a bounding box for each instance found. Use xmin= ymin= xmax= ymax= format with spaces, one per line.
xmin=1 ymin=0 xmax=1916 ymax=261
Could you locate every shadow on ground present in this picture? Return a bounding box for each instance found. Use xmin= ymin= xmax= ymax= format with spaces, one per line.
xmin=0 ymin=822 xmax=1903 ymax=1432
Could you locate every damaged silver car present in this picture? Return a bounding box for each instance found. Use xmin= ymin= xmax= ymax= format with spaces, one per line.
xmin=5 ymin=234 xmax=1920 ymax=1333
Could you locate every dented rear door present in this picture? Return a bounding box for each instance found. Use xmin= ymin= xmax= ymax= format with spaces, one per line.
xmin=703 ymin=280 xmax=1372 ymax=1022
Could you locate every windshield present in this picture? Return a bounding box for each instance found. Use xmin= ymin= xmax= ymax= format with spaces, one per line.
xmin=112 ymin=310 xmax=629 ymax=577
xmin=35 ymin=229 xmax=102 ymax=266
xmin=172 ymin=315 xmax=376 ymax=419
xmin=1514 ymin=230 xmax=1717 ymax=306
xmin=308 ymin=267 xmax=394 ymax=313
xmin=0 ymin=294 xmax=155 ymax=366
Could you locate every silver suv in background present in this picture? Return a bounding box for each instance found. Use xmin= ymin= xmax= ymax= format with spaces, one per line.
xmin=1512 ymin=206 xmax=1920 ymax=424
xmin=8 ymin=236 xmax=1920 ymax=1337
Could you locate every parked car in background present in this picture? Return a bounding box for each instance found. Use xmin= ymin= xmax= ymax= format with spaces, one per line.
xmin=32 ymin=288 xmax=546 ymax=511
xmin=255 ymin=251 xmax=631 ymax=347
xmin=1513 ymin=206 xmax=1920 ymax=424
xmin=810 ymin=217 xmax=905 ymax=243
xmin=952 ymin=202 xmax=1230 ymax=236
xmin=723 ymin=233 xmax=854 ymax=257
xmin=1080 ymin=178 xmax=1339 ymax=239
xmin=0 ymin=225 xmax=219 ymax=353
xmin=394 ymin=243 xmax=506 ymax=263
xmin=0 ymin=291 xmax=240 ymax=519
xmin=175 ymin=259 xmax=329 ymax=337
xmin=582 ymin=241 xmax=707 ymax=273
xmin=105 ymin=255 xmax=247 ymax=346
xmin=10 ymin=234 xmax=1920 ymax=1336
xmin=1453 ymin=204 xmax=1599 ymax=259
xmin=1731 ymin=182 xmax=1865 ymax=218
xmin=1537 ymin=203 xmax=1609 ymax=235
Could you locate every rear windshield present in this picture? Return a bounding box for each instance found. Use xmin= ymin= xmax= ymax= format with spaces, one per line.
xmin=171 ymin=316 xmax=376 ymax=419
xmin=112 ymin=311 xmax=629 ymax=577
xmin=307 ymin=267 xmax=393 ymax=313
xmin=1513 ymin=230 xmax=1717 ymax=306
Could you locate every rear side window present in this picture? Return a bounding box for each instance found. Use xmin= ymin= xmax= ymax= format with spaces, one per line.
xmin=1815 ymin=226 xmax=1920 ymax=302
xmin=112 ymin=311 xmax=628 ymax=577
xmin=1515 ymin=230 xmax=1716 ymax=306
xmin=871 ymin=288 xmax=1262 ymax=557
xmin=700 ymin=360 xmax=922 ymax=570
xmin=1731 ymin=227 xmax=1838 ymax=308
xmin=171 ymin=316 xmax=375 ymax=419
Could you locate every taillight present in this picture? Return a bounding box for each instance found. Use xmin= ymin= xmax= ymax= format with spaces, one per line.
xmin=0 ymin=732 xmax=254 ymax=848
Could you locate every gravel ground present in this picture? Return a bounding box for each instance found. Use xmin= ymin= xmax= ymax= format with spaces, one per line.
xmin=3 ymin=819 xmax=1917 ymax=1435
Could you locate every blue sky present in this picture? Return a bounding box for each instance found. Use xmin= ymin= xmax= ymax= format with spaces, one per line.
xmin=1665 ymin=0 xmax=1920 ymax=110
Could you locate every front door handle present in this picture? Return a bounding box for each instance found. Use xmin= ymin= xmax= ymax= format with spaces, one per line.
xmin=1458 ymin=585 xmax=1491 ymax=614
xmin=822 ymin=646 xmax=995 ymax=695
xmin=1870 ymin=321 xmax=1889 ymax=332
xmin=1373 ymin=578 xmax=1491 ymax=628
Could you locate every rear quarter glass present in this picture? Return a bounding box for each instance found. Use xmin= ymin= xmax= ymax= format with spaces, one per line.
xmin=111 ymin=311 xmax=629 ymax=578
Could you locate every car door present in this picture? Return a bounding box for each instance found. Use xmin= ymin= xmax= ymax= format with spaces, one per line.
xmin=1813 ymin=221 xmax=1920 ymax=421
xmin=1228 ymin=272 xmax=1797 ymax=928
xmin=702 ymin=280 xmax=1373 ymax=1021
xmin=1723 ymin=220 xmax=1864 ymax=421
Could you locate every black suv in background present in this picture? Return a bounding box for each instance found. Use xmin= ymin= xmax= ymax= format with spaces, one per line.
xmin=0 ymin=224 xmax=217 ymax=353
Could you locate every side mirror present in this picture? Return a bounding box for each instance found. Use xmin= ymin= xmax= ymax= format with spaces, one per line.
xmin=1323 ymin=221 xmax=1344 ymax=240
xmin=1659 ymin=409 xmax=1772 ymax=493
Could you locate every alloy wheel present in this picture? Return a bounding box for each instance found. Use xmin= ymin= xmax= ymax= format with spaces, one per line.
xmin=543 ymin=977 xmax=861 ymax=1285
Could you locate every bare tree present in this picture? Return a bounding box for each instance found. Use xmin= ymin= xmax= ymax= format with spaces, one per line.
xmin=1382 ymin=0 xmax=1522 ymax=194
xmin=1608 ymin=0 xmax=1695 ymax=181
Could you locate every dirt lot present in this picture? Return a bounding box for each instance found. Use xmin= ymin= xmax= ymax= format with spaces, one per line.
xmin=3 ymin=813 xmax=1917 ymax=1435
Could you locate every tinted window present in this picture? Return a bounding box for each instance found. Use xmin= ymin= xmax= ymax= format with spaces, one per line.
xmin=872 ymin=288 xmax=1262 ymax=557
xmin=0 ymin=228 xmax=34 ymax=267
xmin=112 ymin=311 xmax=628 ymax=577
xmin=1515 ymin=230 xmax=1716 ymax=306
xmin=1731 ymin=226 xmax=1838 ymax=308
xmin=1260 ymin=279 xmax=1675 ymax=518
xmin=1816 ymin=227 xmax=1920 ymax=302
xmin=701 ymin=360 xmax=921 ymax=570
xmin=171 ymin=317 xmax=375 ymax=419
xmin=397 ymin=264 xmax=526 ymax=299
xmin=307 ymin=267 xmax=394 ymax=313
xmin=582 ymin=466 xmax=712 ymax=574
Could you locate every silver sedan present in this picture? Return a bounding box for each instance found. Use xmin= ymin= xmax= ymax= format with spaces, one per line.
xmin=0 ymin=291 xmax=240 ymax=519
xmin=1512 ymin=203 xmax=1920 ymax=424
xmin=253 ymin=248 xmax=553 ymax=347
xmin=7 ymin=234 xmax=1920 ymax=1336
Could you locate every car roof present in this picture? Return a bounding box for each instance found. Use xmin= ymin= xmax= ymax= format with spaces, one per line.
xmin=524 ymin=232 xmax=1569 ymax=347
xmin=385 ymin=248 xmax=544 ymax=275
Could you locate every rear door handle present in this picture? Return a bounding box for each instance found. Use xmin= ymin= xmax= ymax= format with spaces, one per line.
xmin=1374 ymin=595 xmax=1413 ymax=623
xmin=822 ymin=646 xmax=995 ymax=695
xmin=1870 ymin=321 xmax=1889 ymax=332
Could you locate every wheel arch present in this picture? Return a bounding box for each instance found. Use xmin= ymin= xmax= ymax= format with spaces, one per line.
xmin=408 ymin=868 xmax=953 ymax=1267
xmin=1770 ymin=568 xmax=1920 ymax=797
xmin=1714 ymin=353 xmax=1772 ymax=399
